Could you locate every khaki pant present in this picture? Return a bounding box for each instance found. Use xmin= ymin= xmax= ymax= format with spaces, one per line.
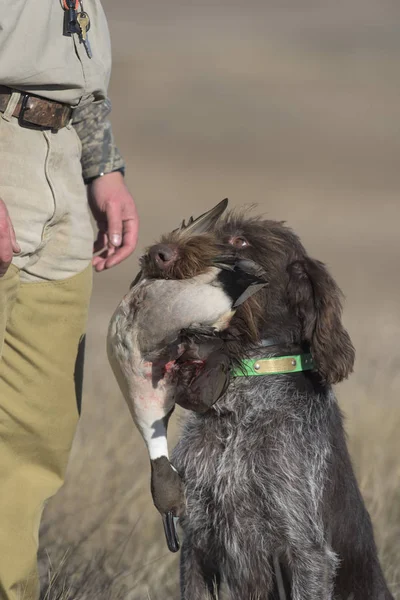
xmin=0 ymin=97 xmax=94 ymax=600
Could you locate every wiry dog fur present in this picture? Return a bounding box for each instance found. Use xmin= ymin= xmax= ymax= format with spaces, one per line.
xmin=145 ymin=210 xmax=393 ymax=600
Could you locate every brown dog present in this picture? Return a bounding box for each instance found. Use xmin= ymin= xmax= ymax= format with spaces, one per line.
xmin=142 ymin=200 xmax=393 ymax=600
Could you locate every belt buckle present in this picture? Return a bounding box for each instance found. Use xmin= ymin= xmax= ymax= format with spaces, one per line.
xmin=18 ymin=93 xmax=35 ymax=128
xmin=18 ymin=92 xmax=71 ymax=130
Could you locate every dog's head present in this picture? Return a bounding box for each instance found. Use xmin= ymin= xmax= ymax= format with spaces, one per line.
xmin=214 ymin=211 xmax=355 ymax=384
xmin=141 ymin=200 xmax=355 ymax=385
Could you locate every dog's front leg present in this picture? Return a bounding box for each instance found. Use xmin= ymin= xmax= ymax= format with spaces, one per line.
xmin=290 ymin=544 xmax=337 ymax=600
xmin=180 ymin=541 xmax=221 ymax=600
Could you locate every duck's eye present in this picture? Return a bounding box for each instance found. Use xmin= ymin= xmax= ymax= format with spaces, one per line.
xmin=229 ymin=236 xmax=249 ymax=248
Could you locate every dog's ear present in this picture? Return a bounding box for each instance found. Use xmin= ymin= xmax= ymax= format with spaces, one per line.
xmin=287 ymin=258 xmax=355 ymax=384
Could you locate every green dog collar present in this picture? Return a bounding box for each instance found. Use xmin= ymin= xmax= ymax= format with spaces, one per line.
xmin=232 ymin=353 xmax=314 ymax=377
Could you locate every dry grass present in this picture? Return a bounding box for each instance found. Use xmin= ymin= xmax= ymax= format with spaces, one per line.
xmin=345 ymin=372 xmax=400 ymax=596
xmin=349 ymin=403 xmax=400 ymax=597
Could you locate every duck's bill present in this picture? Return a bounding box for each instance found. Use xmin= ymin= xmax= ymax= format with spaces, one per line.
xmin=162 ymin=511 xmax=180 ymax=552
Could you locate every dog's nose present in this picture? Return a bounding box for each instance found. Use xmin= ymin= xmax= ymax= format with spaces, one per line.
xmin=149 ymin=244 xmax=177 ymax=269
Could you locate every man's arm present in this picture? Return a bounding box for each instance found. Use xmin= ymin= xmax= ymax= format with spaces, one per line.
xmin=72 ymin=98 xmax=125 ymax=184
xmin=73 ymin=100 xmax=139 ymax=272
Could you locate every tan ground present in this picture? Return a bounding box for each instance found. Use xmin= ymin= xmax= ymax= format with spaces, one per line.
xmin=39 ymin=1 xmax=400 ymax=598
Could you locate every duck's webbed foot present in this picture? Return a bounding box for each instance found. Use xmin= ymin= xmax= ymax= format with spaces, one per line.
xmin=150 ymin=456 xmax=185 ymax=552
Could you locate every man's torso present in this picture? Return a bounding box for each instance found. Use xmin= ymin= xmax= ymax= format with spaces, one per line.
xmin=0 ymin=0 xmax=112 ymax=105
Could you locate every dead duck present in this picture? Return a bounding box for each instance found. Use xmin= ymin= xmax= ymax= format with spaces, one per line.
xmin=107 ymin=199 xmax=267 ymax=551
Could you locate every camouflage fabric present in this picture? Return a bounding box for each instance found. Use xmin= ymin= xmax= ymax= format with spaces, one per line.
xmin=72 ymin=99 xmax=125 ymax=184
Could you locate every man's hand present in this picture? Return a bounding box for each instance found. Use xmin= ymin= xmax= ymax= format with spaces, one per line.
xmin=88 ymin=171 xmax=139 ymax=272
xmin=0 ymin=199 xmax=20 ymax=278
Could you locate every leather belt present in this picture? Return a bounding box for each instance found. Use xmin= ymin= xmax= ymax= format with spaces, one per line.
xmin=0 ymin=86 xmax=73 ymax=130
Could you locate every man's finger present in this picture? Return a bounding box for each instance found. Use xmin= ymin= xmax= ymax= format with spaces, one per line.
xmin=0 ymin=224 xmax=13 ymax=277
xmin=92 ymin=255 xmax=107 ymax=272
xmin=93 ymin=231 xmax=107 ymax=254
xmin=105 ymin=201 xmax=123 ymax=248
xmin=104 ymin=218 xmax=138 ymax=269
xmin=92 ymin=245 xmax=110 ymax=271
xmin=8 ymin=217 xmax=21 ymax=254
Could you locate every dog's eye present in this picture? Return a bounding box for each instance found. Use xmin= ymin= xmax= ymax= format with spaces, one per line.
xmin=229 ymin=236 xmax=249 ymax=248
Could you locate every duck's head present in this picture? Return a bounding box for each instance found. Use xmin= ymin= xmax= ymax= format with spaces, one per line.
xmin=151 ymin=456 xmax=185 ymax=553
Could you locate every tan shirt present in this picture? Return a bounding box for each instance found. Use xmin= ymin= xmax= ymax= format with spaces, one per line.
xmin=0 ymin=0 xmax=112 ymax=106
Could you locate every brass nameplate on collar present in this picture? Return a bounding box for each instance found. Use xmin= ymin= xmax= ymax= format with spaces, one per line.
xmin=253 ymin=357 xmax=298 ymax=374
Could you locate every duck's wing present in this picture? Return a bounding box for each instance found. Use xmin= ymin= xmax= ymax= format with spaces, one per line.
xmin=214 ymin=257 xmax=268 ymax=308
xmin=175 ymin=349 xmax=230 ymax=413
xmin=176 ymin=198 xmax=228 ymax=235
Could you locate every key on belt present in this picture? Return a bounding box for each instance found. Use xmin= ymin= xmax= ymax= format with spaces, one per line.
xmin=62 ymin=1 xmax=93 ymax=60
xmin=76 ymin=11 xmax=93 ymax=59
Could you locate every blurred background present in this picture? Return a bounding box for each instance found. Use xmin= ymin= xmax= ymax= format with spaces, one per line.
xmin=39 ymin=1 xmax=400 ymax=598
